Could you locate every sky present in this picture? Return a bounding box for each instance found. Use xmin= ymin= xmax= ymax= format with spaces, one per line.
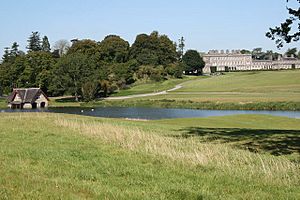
xmin=0 ymin=0 xmax=299 ymax=57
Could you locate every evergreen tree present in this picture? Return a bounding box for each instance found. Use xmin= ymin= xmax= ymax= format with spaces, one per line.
xmin=27 ymin=31 xmax=42 ymax=52
xmin=2 ymin=47 xmax=10 ymax=62
xmin=41 ymin=36 xmax=51 ymax=52
xmin=177 ymin=36 xmax=185 ymax=61
xmin=10 ymin=42 xmax=19 ymax=57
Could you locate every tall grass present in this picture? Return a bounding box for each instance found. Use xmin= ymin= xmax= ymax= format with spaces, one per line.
xmin=55 ymin=116 xmax=300 ymax=186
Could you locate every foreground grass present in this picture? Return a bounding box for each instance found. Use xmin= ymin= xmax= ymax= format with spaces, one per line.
xmin=0 ymin=113 xmax=299 ymax=199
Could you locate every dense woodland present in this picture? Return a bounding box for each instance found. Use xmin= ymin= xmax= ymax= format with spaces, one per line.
xmin=0 ymin=31 xmax=205 ymax=100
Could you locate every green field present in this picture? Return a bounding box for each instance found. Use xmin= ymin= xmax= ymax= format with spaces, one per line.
xmin=110 ymin=76 xmax=198 ymax=97
xmin=0 ymin=112 xmax=299 ymax=199
xmin=0 ymin=98 xmax=6 ymax=109
xmin=177 ymin=70 xmax=300 ymax=93
xmin=92 ymin=70 xmax=300 ymax=110
xmin=128 ymin=70 xmax=300 ymax=102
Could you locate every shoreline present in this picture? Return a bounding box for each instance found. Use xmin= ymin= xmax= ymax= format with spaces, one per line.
xmin=52 ymin=100 xmax=300 ymax=111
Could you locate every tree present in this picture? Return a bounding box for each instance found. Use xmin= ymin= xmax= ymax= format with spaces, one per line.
xmin=130 ymin=31 xmax=177 ymax=66
xmin=41 ymin=36 xmax=51 ymax=52
xmin=67 ymin=39 xmax=99 ymax=56
xmin=99 ymin=35 xmax=130 ymax=63
xmin=182 ymin=50 xmax=205 ymax=75
xmin=81 ymin=81 xmax=98 ymax=101
xmin=240 ymin=49 xmax=251 ymax=54
xmin=53 ymin=39 xmax=70 ymax=56
xmin=177 ymin=36 xmax=185 ymax=61
xmin=165 ymin=63 xmax=184 ymax=78
xmin=2 ymin=47 xmax=10 ymax=63
xmin=50 ymin=53 xmax=95 ymax=101
xmin=264 ymin=50 xmax=274 ymax=60
xmin=285 ymin=47 xmax=298 ymax=57
xmin=27 ymin=31 xmax=42 ymax=52
xmin=252 ymin=48 xmax=263 ymax=60
xmin=18 ymin=51 xmax=55 ymax=91
xmin=266 ymin=0 xmax=300 ymax=48
xmin=10 ymin=42 xmax=19 ymax=57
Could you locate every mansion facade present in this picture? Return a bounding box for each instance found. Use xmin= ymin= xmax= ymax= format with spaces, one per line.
xmin=202 ymin=50 xmax=300 ymax=74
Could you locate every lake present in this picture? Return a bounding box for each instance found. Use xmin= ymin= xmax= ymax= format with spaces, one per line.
xmin=1 ymin=107 xmax=300 ymax=120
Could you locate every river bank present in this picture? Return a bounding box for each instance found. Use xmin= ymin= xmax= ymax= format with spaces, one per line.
xmin=51 ymin=98 xmax=300 ymax=111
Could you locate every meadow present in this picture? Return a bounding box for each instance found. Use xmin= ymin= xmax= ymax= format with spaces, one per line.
xmin=0 ymin=112 xmax=299 ymax=199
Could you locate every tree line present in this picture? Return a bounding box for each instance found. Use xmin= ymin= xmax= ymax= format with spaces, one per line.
xmin=240 ymin=48 xmax=300 ymax=60
xmin=0 ymin=31 xmax=205 ymax=100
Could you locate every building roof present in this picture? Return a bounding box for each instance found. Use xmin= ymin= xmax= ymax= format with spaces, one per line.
xmin=7 ymin=88 xmax=49 ymax=103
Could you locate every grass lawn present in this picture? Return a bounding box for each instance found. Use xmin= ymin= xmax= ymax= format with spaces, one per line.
xmin=50 ymin=70 xmax=300 ymax=110
xmin=0 ymin=98 xmax=7 ymax=109
xmin=0 ymin=112 xmax=299 ymax=199
xmin=89 ymin=70 xmax=300 ymax=110
xmin=136 ymin=70 xmax=300 ymax=102
xmin=177 ymin=70 xmax=300 ymax=93
xmin=110 ymin=76 xmax=199 ymax=97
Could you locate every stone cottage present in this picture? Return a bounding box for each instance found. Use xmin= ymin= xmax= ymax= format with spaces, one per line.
xmin=7 ymin=88 xmax=49 ymax=109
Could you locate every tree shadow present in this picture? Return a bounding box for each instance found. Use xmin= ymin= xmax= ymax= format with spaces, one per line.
xmin=176 ymin=127 xmax=300 ymax=156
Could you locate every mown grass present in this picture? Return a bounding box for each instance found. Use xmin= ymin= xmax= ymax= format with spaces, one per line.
xmin=51 ymin=70 xmax=300 ymax=110
xmin=176 ymin=70 xmax=300 ymax=93
xmin=0 ymin=98 xmax=6 ymax=109
xmin=0 ymin=113 xmax=299 ymax=199
xmin=111 ymin=76 xmax=198 ymax=97
xmin=92 ymin=70 xmax=300 ymax=110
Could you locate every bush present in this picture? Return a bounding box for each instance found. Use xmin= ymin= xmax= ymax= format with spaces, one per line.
xmin=81 ymin=81 xmax=98 ymax=101
xmin=165 ymin=63 xmax=184 ymax=78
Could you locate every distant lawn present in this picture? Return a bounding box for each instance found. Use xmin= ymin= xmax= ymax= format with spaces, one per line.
xmin=111 ymin=76 xmax=199 ymax=97
xmin=0 ymin=98 xmax=6 ymax=109
xmin=0 ymin=113 xmax=299 ymax=199
xmin=93 ymin=70 xmax=300 ymax=110
xmin=49 ymin=70 xmax=300 ymax=110
xmin=176 ymin=70 xmax=300 ymax=93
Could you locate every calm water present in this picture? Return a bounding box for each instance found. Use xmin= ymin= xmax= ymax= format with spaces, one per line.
xmin=1 ymin=107 xmax=300 ymax=120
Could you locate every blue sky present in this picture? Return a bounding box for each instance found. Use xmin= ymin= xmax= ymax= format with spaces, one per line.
xmin=0 ymin=0 xmax=299 ymax=56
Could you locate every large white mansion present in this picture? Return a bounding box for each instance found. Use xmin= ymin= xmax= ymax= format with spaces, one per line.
xmin=202 ymin=50 xmax=300 ymax=74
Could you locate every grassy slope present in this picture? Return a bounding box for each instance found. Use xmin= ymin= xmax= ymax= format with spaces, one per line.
xmin=138 ymin=70 xmax=300 ymax=102
xmin=111 ymin=76 xmax=199 ymax=97
xmin=0 ymin=113 xmax=299 ymax=199
xmin=177 ymin=70 xmax=300 ymax=93
xmin=88 ymin=70 xmax=300 ymax=110
xmin=49 ymin=70 xmax=300 ymax=110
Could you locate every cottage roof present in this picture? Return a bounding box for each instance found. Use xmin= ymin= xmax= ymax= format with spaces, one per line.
xmin=7 ymin=88 xmax=49 ymax=103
